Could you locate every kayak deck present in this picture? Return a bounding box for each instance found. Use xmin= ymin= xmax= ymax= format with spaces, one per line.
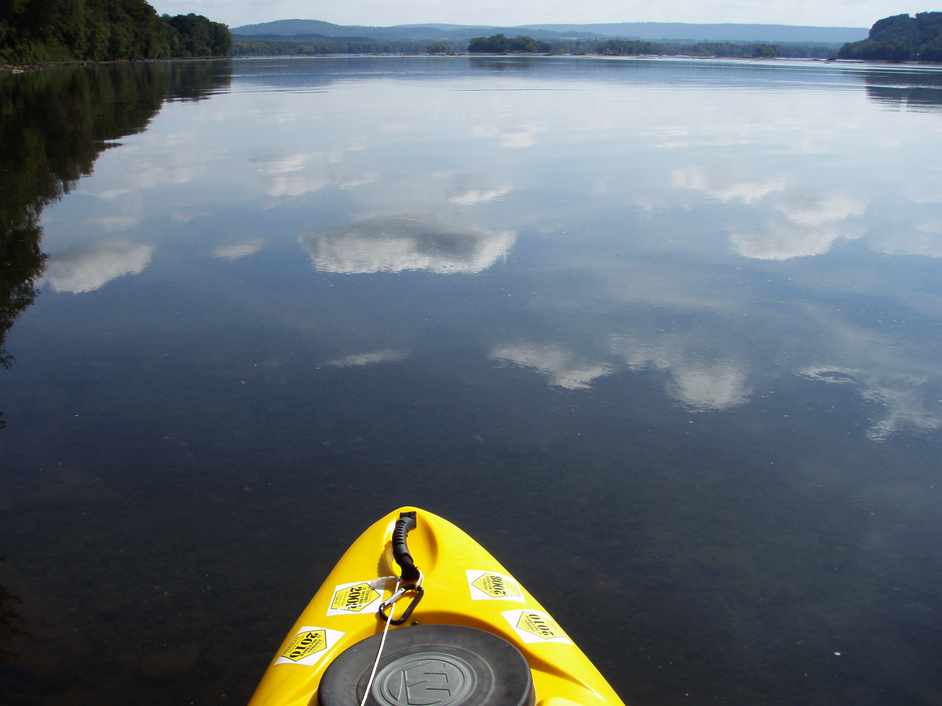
xmin=249 ymin=507 xmax=625 ymax=706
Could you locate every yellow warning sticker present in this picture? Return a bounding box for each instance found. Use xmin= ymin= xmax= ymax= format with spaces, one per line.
xmin=466 ymin=570 xmax=524 ymax=602
xmin=282 ymin=630 xmax=327 ymax=661
xmin=329 ymin=583 xmax=381 ymax=614
xmin=326 ymin=578 xmax=389 ymax=617
xmin=503 ymin=609 xmax=572 ymax=645
xmin=275 ymin=626 xmax=344 ymax=666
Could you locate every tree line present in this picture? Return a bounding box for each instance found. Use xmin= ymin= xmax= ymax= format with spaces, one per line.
xmin=468 ymin=34 xmax=552 ymax=53
xmin=465 ymin=34 xmax=835 ymax=59
xmin=839 ymin=12 xmax=942 ymax=62
xmin=0 ymin=0 xmax=232 ymax=64
xmin=233 ymin=36 xmax=447 ymax=56
xmin=233 ymin=32 xmax=839 ymax=59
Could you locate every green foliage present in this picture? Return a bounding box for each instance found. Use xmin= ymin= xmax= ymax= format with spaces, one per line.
xmin=164 ymin=13 xmax=231 ymax=57
xmin=0 ymin=1 xmax=231 ymax=63
xmin=233 ymin=36 xmax=455 ymax=56
xmin=599 ymin=40 xmax=777 ymax=58
xmin=468 ymin=34 xmax=551 ymax=53
xmin=548 ymin=39 xmax=827 ymax=59
xmin=839 ymin=12 xmax=942 ymax=62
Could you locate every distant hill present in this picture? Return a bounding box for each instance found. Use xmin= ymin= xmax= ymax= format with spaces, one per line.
xmin=233 ymin=19 xmax=867 ymax=45
xmin=839 ymin=12 xmax=942 ymax=61
xmin=518 ymin=22 xmax=868 ymax=43
xmin=234 ymin=19 xmax=491 ymax=40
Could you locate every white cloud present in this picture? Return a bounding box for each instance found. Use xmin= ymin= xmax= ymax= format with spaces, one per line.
xmin=449 ymin=186 xmax=513 ymax=206
xmin=612 ymin=334 xmax=751 ymax=411
xmin=327 ymin=350 xmax=409 ymax=368
xmin=672 ymin=168 xmax=867 ymax=260
xmin=213 ymin=240 xmax=265 ymax=261
xmin=730 ymin=225 xmax=858 ymax=261
xmin=473 ymin=125 xmax=539 ymax=150
xmin=255 ymin=153 xmax=310 ymax=175
xmin=731 ymin=194 xmax=867 ymax=261
xmin=668 ymin=362 xmax=752 ymax=411
xmin=300 ymin=217 xmax=516 ymax=274
xmin=255 ymin=152 xmax=376 ymax=197
xmin=255 ymin=155 xmax=326 ymax=197
xmin=672 ymin=167 xmax=786 ymax=204
xmin=266 ymin=173 xmax=329 ymax=198
xmin=337 ymin=173 xmax=379 ymax=190
xmin=131 ymin=163 xmax=197 ymax=190
xmin=95 ymin=188 xmax=133 ymax=201
xmin=500 ymin=127 xmax=537 ymax=150
xmin=491 ymin=343 xmax=612 ymax=390
xmin=43 ymin=241 xmax=154 ymax=294
xmin=87 ymin=215 xmax=141 ymax=232
xmin=775 ymin=194 xmax=866 ymax=228
xmin=800 ymin=367 xmax=942 ymax=442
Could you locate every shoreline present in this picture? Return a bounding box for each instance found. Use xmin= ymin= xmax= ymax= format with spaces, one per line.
xmin=229 ymin=53 xmax=942 ymax=68
xmin=4 ymin=53 xmax=942 ymax=74
xmin=0 ymin=56 xmax=232 ymax=74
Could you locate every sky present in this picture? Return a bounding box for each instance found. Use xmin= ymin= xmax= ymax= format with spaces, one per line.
xmin=149 ymin=1 xmax=926 ymax=29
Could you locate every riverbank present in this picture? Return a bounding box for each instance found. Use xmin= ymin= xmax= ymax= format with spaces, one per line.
xmin=0 ymin=56 xmax=232 ymax=74
xmin=6 ymin=54 xmax=941 ymax=75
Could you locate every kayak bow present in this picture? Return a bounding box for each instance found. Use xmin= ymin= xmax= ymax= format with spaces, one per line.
xmin=249 ymin=507 xmax=625 ymax=706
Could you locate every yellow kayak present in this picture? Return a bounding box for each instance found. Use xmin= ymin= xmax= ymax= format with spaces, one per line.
xmin=249 ymin=507 xmax=625 ymax=706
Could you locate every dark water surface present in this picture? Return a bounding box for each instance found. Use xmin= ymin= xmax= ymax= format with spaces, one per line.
xmin=2 ymin=57 xmax=942 ymax=706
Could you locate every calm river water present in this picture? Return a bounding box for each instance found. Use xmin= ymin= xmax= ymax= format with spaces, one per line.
xmin=2 ymin=57 xmax=942 ymax=706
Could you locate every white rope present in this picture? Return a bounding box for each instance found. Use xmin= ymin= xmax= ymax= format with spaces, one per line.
xmin=358 ymin=578 xmax=401 ymax=706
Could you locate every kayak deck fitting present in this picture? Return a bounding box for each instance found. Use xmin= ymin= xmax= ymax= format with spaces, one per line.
xmin=249 ymin=507 xmax=625 ymax=706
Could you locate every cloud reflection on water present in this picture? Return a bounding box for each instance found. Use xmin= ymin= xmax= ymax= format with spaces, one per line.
xmin=800 ymin=367 xmax=942 ymax=442
xmin=449 ymin=186 xmax=513 ymax=206
xmin=672 ymin=167 xmax=786 ymax=204
xmin=472 ymin=124 xmax=539 ymax=150
xmin=327 ymin=350 xmax=409 ymax=368
xmin=300 ymin=217 xmax=516 ymax=275
xmin=612 ymin=334 xmax=752 ymax=412
xmin=213 ymin=240 xmax=265 ymax=261
xmin=254 ymin=150 xmax=377 ymax=199
xmin=673 ymin=165 xmax=868 ymax=261
xmin=730 ymin=194 xmax=867 ymax=261
xmin=43 ymin=241 xmax=154 ymax=294
xmin=490 ymin=343 xmax=612 ymax=391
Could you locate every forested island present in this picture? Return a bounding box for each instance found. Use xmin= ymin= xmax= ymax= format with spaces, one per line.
xmin=466 ymin=33 xmax=826 ymax=58
xmin=839 ymin=12 xmax=942 ymax=61
xmin=468 ymin=35 xmax=552 ymax=53
xmin=0 ymin=1 xmax=231 ymax=65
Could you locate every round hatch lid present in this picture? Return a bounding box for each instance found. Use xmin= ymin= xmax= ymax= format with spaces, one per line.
xmin=318 ymin=624 xmax=535 ymax=706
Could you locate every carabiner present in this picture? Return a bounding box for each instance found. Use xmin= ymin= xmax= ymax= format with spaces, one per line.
xmin=378 ymin=584 xmax=424 ymax=626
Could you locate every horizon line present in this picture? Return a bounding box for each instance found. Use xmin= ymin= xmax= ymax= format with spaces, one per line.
xmin=230 ymin=17 xmax=870 ymax=30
